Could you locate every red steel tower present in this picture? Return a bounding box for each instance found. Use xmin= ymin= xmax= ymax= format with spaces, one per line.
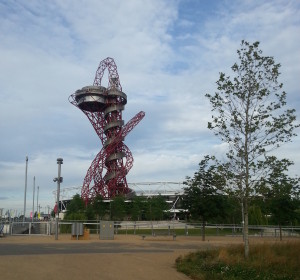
xmin=69 ymin=57 xmax=145 ymax=204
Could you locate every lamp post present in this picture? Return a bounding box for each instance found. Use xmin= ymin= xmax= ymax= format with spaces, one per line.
xmin=54 ymin=158 xmax=63 ymax=240
xmin=23 ymin=156 xmax=28 ymax=223
xmin=37 ymin=186 xmax=39 ymax=220
xmin=47 ymin=205 xmax=50 ymax=219
xmin=32 ymin=176 xmax=35 ymax=222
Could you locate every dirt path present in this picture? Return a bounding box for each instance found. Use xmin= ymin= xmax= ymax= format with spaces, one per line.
xmin=0 ymin=234 xmax=294 ymax=280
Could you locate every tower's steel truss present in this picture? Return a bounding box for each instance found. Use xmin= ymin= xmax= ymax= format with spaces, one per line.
xmin=69 ymin=57 xmax=145 ymax=204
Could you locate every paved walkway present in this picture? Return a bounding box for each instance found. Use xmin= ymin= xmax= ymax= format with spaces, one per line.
xmin=0 ymin=234 xmax=286 ymax=280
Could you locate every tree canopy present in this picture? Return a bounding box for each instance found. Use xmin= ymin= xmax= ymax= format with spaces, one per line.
xmin=64 ymin=194 xmax=86 ymax=220
xmin=257 ymin=156 xmax=300 ymax=239
xmin=183 ymin=155 xmax=228 ymax=240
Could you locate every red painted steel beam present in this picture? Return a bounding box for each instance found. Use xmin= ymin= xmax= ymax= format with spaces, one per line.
xmin=69 ymin=58 xmax=144 ymax=205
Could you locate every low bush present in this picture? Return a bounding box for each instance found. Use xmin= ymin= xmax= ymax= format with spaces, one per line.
xmin=176 ymin=241 xmax=300 ymax=279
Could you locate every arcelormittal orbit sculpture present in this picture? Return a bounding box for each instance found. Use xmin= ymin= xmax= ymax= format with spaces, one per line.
xmin=69 ymin=57 xmax=145 ymax=204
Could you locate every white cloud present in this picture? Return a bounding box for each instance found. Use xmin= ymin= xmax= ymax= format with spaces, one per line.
xmin=127 ymin=151 xmax=201 ymax=182
xmin=0 ymin=0 xmax=299 ymax=212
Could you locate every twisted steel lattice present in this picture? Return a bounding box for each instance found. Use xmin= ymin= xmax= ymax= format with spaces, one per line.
xmin=69 ymin=57 xmax=145 ymax=204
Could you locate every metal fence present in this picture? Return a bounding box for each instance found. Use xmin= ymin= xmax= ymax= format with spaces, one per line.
xmin=1 ymin=220 xmax=299 ymax=238
xmin=111 ymin=221 xmax=300 ymax=238
xmin=1 ymin=221 xmax=53 ymax=235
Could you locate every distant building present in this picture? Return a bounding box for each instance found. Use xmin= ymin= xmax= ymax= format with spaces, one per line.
xmin=53 ymin=182 xmax=187 ymax=219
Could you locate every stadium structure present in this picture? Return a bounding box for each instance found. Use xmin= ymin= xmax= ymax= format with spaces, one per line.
xmin=53 ymin=182 xmax=186 ymax=218
xmin=69 ymin=57 xmax=145 ymax=204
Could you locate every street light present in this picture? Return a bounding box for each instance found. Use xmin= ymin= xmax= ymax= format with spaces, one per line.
xmin=23 ymin=156 xmax=28 ymax=223
xmin=32 ymin=176 xmax=35 ymax=222
xmin=54 ymin=158 xmax=63 ymax=240
xmin=37 ymin=186 xmax=39 ymax=220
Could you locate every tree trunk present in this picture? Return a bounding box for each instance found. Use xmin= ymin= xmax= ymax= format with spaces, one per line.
xmin=202 ymin=219 xmax=206 ymax=241
xmin=279 ymin=224 xmax=282 ymax=241
xmin=244 ymin=199 xmax=249 ymax=259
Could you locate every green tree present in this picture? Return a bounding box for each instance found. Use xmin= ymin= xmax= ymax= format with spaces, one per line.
xmin=145 ymin=196 xmax=168 ymax=221
xmin=257 ymin=156 xmax=300 ymax=240
xmin=64 ymin=194 xmax=86 ymax=220
xmin=183 ymin=155 xmax=227 ymax=241
xmin=248 ymin=204 xmax=267 ymax=225
xmin=222 ymin=196 xmax=242 ymax=224
xmin=111 ymin=195 xmax=126 ymax=221
xmin=92 ymin=194 xmax=108 ymax=220
xmin=85 ymin=204 xmax=95 ymax=220
xmin=206 ymin=41 xmax=299 ymax=257
xmin=249 ymin=195 xmax=269 ymax=225
xmin=130 ymin=196 xmax=147 ymax=221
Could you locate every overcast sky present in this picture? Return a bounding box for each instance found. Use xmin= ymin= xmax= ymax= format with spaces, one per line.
xmin=1 ymin=0 xmax=299 ymax=215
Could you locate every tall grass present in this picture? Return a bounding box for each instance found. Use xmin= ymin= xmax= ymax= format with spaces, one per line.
xmin=176 ymin=241 xmax=300 ymax=280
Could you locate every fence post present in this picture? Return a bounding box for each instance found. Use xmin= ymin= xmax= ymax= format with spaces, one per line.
xmin=185 ymin=224 xmax=188 ymax=236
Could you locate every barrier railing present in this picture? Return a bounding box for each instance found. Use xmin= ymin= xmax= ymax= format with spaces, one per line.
xmin=58 ymin=221 xmax=300 ymax=238
xmin=2 ymin=220 xmax=299 ymax=238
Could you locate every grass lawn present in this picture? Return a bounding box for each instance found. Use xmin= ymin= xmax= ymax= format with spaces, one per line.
xmin=175 ymin=241 xmax=300 ymax=280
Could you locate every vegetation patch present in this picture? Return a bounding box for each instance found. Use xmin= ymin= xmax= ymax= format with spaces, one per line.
xmin=175 ymin=241 xmax=300 ymax=280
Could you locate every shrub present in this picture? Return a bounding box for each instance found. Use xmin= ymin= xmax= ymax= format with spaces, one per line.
xmin=176 ymin=242 xmax=300 ymax=280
